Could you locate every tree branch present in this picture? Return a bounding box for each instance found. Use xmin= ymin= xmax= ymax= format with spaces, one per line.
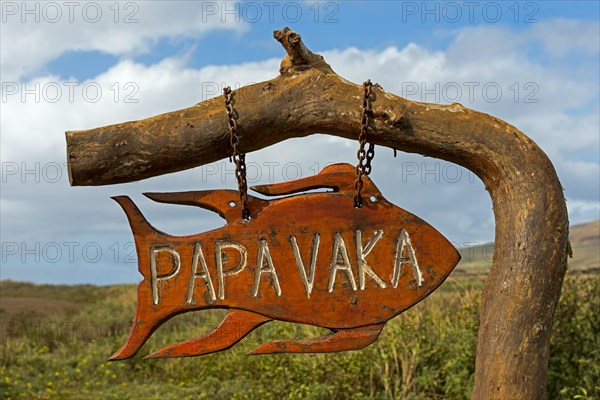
xmin=65 ymin=27 xmax=568 ymax=399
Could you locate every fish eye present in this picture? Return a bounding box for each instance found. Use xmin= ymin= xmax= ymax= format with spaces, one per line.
xmin=369 ymin=195 xmax=377 ymax=202
xmin=228 ymin=201 xmax=236 ymax=207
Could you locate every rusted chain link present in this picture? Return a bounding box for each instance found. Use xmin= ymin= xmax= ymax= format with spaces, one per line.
xmin=354 ymin=79 xmax=375 ymax=208
xmin=224 ymin=86 xmax=251 ymax=221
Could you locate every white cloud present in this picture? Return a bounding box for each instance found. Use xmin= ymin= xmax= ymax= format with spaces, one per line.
xmin=1 ymin=54 xmax=281 ymax=162
xmin=567 ymin=199 xmax=600 ymax=223
xmin=530 ymin=18 xmax=600 ymax=58
xmin=1 ymin=1 xmax=246 ymax=81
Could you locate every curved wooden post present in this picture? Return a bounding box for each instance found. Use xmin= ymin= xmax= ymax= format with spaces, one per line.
xmin=65 ymin=28 xmax=568 ymax=399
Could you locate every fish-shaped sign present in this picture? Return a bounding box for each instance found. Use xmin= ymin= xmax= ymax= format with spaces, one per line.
xmin=108 ymin=163 xmax=460 ymax=360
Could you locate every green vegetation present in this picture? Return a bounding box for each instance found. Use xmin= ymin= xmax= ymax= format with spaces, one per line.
xmin=0 ymin=273 xmax=597 ymax=400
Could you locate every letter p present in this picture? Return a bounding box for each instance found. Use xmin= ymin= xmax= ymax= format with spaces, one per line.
xmin=1 ymin=2 xmax=19 ymax=23
xmin=2 ymin=242 xmax=19 ymax=263
xmin=150 ymin=247 xmax=181 ymax=305
xmin=2 ymin=82 xmax=19 ymax=103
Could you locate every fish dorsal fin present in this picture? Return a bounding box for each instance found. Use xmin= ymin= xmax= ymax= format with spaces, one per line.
xmin=251 ymin=163 xmax=381 ymax=197
xmin=112 ymin=196 xmax=162 ymax=238
xmin=143 ymin=190 xmax=268 ymax=223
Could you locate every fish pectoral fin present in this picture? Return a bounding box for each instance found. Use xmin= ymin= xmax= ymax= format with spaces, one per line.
xmin=144 ymin=309 xmax=271 ymax=359
xmin=247 ymin=322 xmax=385 ymax=355
xmin=250 ymin=163 xmax=381 ymax=197
xmin=144 ymin=191 xmax=268 ymax=222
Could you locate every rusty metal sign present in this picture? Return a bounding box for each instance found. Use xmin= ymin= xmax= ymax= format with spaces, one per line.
xmin=108 ymin=163 xmax=460 ymax=360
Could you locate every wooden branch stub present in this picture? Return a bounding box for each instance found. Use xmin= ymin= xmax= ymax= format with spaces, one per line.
xmin=274 ymin=27 xmax=333 ymax=74
xmin=65 ymin=28 xmax=569 ymax=400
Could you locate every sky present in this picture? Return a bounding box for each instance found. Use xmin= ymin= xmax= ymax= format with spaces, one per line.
xmin=1 ymin=0 xmax=599 ymax=284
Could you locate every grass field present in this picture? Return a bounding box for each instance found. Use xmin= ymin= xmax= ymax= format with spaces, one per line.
xmin=0 ymin=221 xmax=598 ymax=399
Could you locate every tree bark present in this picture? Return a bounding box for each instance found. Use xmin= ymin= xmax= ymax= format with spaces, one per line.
xmin=65 ymin=27 xmax=569 ymax=399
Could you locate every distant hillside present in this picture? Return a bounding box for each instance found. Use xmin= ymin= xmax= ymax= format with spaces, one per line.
xmin=456 ymin=220 xmax=599 ymax=275
xmin=567 ymin=220 xmax=600 ymax=271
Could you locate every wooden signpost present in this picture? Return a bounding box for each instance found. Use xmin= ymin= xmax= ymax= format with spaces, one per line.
xmin=66 ymin=28 xmax=569 ymax=400
xmin=108 ymin=163 xmax=460 ymax=360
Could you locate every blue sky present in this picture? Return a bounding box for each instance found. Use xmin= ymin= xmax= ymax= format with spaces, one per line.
xmin=37 ymin=1 xmax=600 ymax=80
xmin=1 ymin=1 xmax=599 ymax=284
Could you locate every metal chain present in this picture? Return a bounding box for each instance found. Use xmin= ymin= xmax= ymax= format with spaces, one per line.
xmin=354 ymin=79 xmax=375 ymax=208
xmin=224 ymin=86 xmax=250 ymax=221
